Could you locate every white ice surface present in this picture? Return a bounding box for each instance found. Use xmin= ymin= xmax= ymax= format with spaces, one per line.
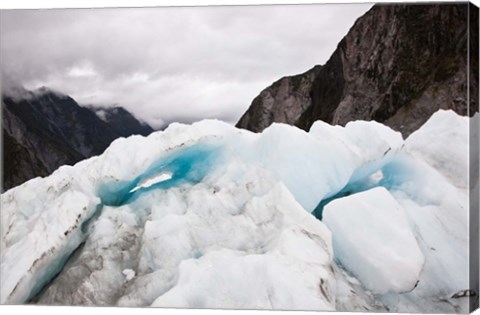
xmin=330 ymin=110 xmax=471 ymax=313
xmin=0 ymin=110 xmax=472 ymax=312
xmin=323 ymin=187 xmax=425 ymax=295
xmin=122 ymin=269 xmax=135 ymax=281
xmin=129 ymin=172 xmax=173 ymax=193
xmin=404 ymin=109 xmax=469 ymax=188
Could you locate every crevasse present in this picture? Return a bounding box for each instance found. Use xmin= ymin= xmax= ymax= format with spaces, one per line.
xmin=97 ymin=141 xmax=224 ymax=206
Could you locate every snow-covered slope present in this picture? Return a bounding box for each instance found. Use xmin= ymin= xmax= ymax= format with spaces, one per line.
xmin=324 ymin=110 xmax=472 ymax=313
xmin=324 ymin=187 xmax=425 ymax=295
xmin=0 ymin=110 xmax=473 ymax=312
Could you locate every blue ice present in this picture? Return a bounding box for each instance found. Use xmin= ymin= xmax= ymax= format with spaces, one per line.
xmin=98 ymin=141 xmax=224 ymax=206
xmin=313 ymin=155 xmax=415 ymax=220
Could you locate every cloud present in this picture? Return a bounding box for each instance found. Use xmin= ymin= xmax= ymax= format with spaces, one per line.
xmin=0 ymin=3 xmax=372 ymax=128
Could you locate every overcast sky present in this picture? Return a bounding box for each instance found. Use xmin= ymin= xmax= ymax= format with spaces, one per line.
xmin=1 ymin=3 xmax=372 ymax=128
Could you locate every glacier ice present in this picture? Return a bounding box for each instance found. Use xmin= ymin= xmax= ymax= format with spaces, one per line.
xmin=323 ymin=186 xmax=425 ymax=295
xmin=329 ymin=110 xmax=472 ymax=313
xmin=129 ymin=172 xmax=173 ymax=193
xmin=0 ymin=109 xmax=473 ymax=312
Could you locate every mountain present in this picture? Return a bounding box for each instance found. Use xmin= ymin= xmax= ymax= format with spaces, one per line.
xmin=236 ymin=66 xmax=322 ymax=133
xmin=86 ymin=105 xmax=153 ymax=137
xmin=2 ymin=86 xmax=155 ymax=191
xmin=237 ymin=3 xmax=479 ymax=137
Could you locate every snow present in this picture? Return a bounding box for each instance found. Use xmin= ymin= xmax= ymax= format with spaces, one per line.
xmin=326 ymin=110 xmax=471 ymax=313
xmin=149 ymin=183 xmax=335 ymax=310
xmin=1 ymin=189 xmax=100 ymax=304
xmin=151 ymin=248 xmax=333 ymax=310
xmin=33 ymin=175 xmax=335 ymax=308
xmin=376 ymin=111 xmax=471 ymax=312
xmin=123 ymin=269 xmax=136 ymax=281
xmin=94 ymin=109 xmax=107 ymax=121
xmin=0 ymin=109 xmax=473 ymax=312
xmin=129 ymin=172 xmax=173 ymax=193
xmin=404 ymin=109 xmax=469 ymax=188
xmin=251 ymin=120 xmax=403 ymax=211
xmin=323 ymin=187 xmax=425 ymax=294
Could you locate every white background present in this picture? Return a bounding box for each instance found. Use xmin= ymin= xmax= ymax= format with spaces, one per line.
xmin=1 ymin=0 xmax=479 ymax=315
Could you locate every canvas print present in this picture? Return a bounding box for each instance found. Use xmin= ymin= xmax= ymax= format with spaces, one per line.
xmin=0 ymin=1 xmax=479 ymax=313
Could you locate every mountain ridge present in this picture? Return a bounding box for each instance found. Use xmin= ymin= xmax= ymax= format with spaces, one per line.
xmin=237 ymin=3 xmax=478 ymax=137
xmin=2 ymin=86 xmax=155 ymax=191
xmin=85 ymin=104 xmax=153 ymax=138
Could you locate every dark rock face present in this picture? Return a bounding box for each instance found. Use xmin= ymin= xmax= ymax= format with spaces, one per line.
xmin=2 ymin=87 xmax=155 ymax=191
xmin=236 ymin=66 xmax=322 ymax=132
xmin=470 ymin=2 xmax=479 ymax=117
xmin=2 ymin=128 xmax=49 ymax=189
xmin=237 ymin=3 xmax=478 ymax=137
xmin=87 ymin=105 xmax=153 ymax=138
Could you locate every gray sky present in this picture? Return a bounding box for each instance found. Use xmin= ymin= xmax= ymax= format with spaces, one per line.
xmin=1 ymin=3 xmax=372 ymax=128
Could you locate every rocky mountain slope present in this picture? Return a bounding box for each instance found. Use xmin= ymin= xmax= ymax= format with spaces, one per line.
xmin=237 ymin=3 xmax=479 ymax=137
xmin=86 ymin=105 xmax=153 ymax=138
xmin=236 ymin=66 xmax=322 ymax=133
xmin=2 ymin=86 xmax=154 ymax=191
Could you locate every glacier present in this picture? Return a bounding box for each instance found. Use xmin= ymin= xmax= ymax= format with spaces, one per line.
xmin=323 ymin=186 xmax=426 ymax=295
xmin=0 ymin=109 xmax=474 ymax=312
